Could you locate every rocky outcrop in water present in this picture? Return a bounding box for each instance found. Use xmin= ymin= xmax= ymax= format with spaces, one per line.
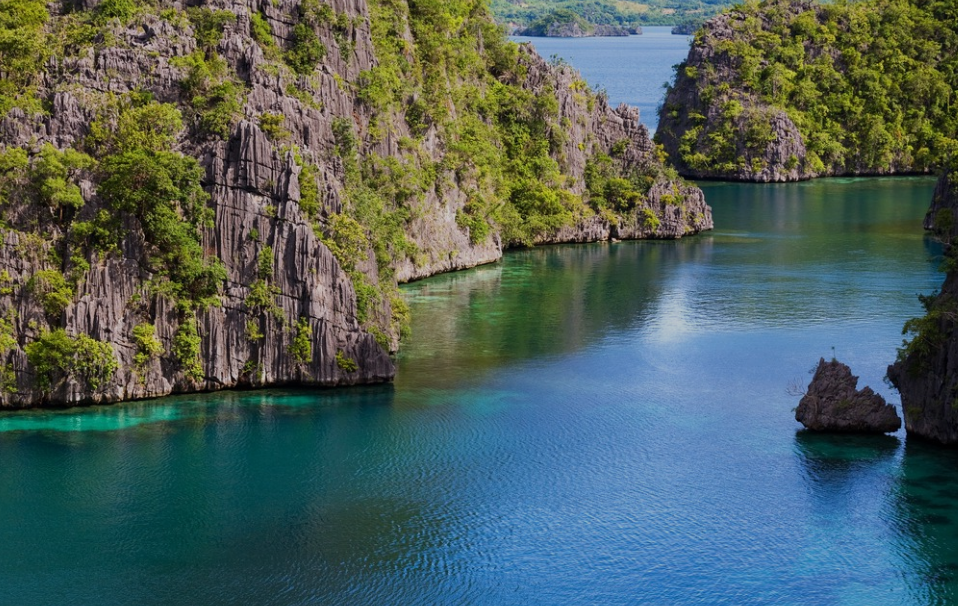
xmin=796 ymin=358 xmax=901 ymax=433
xmin=0 ymin=0 xmax=710 ymax=408
xmin=887 ymin=169 xmax=958 ymax=444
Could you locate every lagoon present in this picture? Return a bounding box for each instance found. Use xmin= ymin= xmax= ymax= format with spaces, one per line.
xmin=1 ymin=177 xmax=954 ymax=605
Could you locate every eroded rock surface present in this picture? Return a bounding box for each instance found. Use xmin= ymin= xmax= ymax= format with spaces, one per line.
xmin=796 ymin=358 xmax=901 ymax=433
xmin=888 ymin=169 xmax=958 ymax=444
xmin=0 ymin=0 xmax=711 ymax=408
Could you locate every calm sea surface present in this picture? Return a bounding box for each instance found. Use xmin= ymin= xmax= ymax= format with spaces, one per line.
xmin=513 ymin=26 xmax=693 ymax=132
xmin=1 ymin=177 xmax=953 ymax=605
xmin=3 ymin=36 xmax=957 ymax=606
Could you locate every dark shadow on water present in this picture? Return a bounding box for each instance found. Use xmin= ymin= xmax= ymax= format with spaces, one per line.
xmin=886 ymin=440 xmax=958 ymax=604
xmin=398 ymin=239 xmax=714 ymax=389
xmin=794 ymin=430 xmax=900 ymax=469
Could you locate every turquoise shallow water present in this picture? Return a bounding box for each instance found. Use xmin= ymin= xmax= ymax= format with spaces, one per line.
xmin=2 ymin=177 xmax=957 ymax=605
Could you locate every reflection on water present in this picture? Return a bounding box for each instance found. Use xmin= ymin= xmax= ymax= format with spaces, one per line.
xmin=893 ymin=442 xmax=958 ymax=606
xmin=2 ymin=178 xmax=958 ymax=605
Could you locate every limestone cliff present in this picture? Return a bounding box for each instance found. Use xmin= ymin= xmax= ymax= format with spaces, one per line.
xmin=657 ymin=0 xmax=956 ymax=182
xmin=888 ymin=170 xmax=958 ymax=444
xmin=0 ymin=0 xmax=711 ymax=407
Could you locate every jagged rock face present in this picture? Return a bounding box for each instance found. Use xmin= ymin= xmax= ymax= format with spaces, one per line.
xmin=0 ymin=0 xmax=711 ymax=408
xmin=923 ymin=170 xmax=958 ymax=244
xmin=888 ymin=170 xmax=958 ymax=444
xmin=796 ymin=358 xmax=901 ymax=433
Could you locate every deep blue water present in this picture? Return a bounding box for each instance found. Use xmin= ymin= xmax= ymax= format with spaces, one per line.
xmin=2 ymin=177 xmax=955 ymax=605
xmin=513 ymin=26 xmax=693 ymax=132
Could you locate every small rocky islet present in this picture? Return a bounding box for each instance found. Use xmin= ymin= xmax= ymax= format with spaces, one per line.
xmin=1 ymin=0 xmax=957 ymax=449
xmin=795 ymin=358 xmax=901 ymax=434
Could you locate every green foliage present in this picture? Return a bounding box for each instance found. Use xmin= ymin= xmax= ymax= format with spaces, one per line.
xmin=585 ymin=152 xmax=653 ymax=212
xmin=31 ymin=144 xmax=94 ymax=214
xmin=172 ymin=51 xmax=244 ymax=139
xmin=28 ymin=269 xmax=74 ymax=317
xmin=93 ymin=0 xmax=139 ymax=24
xmin=456 ymin=198 xmax=491 ymax=244
xmin=250 ymin=11 xmax=281 ymax=60
xmin=285 ymin=23 xmax=325 ymax=75
xmin=290 ymin=317 xmax=312 ymax=365
xmin=331 ymin=117 xmax=357 ymax=157
xmin=257 ymin=245 xmax=274 ymax=280
xmin=488 ymin=0 xmax=725 ymax=28
xmin=353 ymin=277 xmax=379 ymax=324
xmin=245 ymin=318 xmax=264 ymax=341
xmin=0 ymin=310 xmax=16 ymax=354
xmin=520 ymin=9 xmax=594 ymax=35
xmin=297 ymin=160 xmax=321 ymax=220
xmin=0 ymin=0 xmax=50 ymax=92
xmin=186 ymin=7 xmax=235 ymax=51
xmin=390 ymin=293 xmax=411 ymax=341
xmin=664 ymin=0 xmax=958 ymax=175
xmin=258 ymin=112 xmax=290 ymax=140
xmin=246 ymin=280 xmax=283 ymax=319
xmin=87 ymin=92 xmax=184 ymax=154
xmin=642 ymin=207 xmax=660 ymax=231
xmin=322 ymin=213 xmax=369 ymax=273
xmin=0 ymin=147 xmax=28 ymax=193
xmin=172 ymin=318 xmax=203 ymax=381
xmin=301 ymin=0 xmax=335 ymax=24
xmin=25 ymin=328 xmax=117 ymax=391
xmin=897 ymin=291 xmax=954 ymax=374
xmin=99 ymin=149 xmax=225 ymax=306
xmin=335 ymin=349 xmax=357 ymax=372
xmin=132 ymin=323 xmax=163 ymax=367
xmin=70 ymin=209 xmax=117 ymax=254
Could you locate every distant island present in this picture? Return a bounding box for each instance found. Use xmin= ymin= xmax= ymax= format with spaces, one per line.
xmin=514 ymin=9 xmax=640 ymax=37
xmin=492 ymin=0 xmax=733 ymax=35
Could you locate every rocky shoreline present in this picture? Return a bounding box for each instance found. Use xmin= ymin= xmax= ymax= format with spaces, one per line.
xmin=0 ymin=0 xmax=710 ymax=409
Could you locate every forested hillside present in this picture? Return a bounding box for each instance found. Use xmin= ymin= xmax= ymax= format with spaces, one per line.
xmin=657 ymin=0 xmax=958 ymax=181
xmin=491 ymin=0 xmax=731 ymax=30
xmin=0 ymin=0 xmax=710 ymax=406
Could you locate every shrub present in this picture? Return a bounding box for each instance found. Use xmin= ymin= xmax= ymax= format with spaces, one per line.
xmin=257 ymin=245 xmax=274 ymax=280
xmin=246 ymin=280 xmax=283 ymax=319
xmin=322 ymin=213 xmax=368 ymax=273
xmin=172 ymin=319 xmax=203 ymax=381
xmin=245 ymin=318 xmax=264 ymax=341
xmin=249 ymin=12 xmax=280 ymax=60
xmin=172 ymin=51 xmax=244 ymax=139
xmin=98 ymin=149 xmax=225 ymax=306
xmin=258 ymin=112 xmax=290 ymax=140
xmin=28 ymin=269 xmax=74 ymax=317
xmin=132 ymin=323 xmax=163 ymax=367
xmin=25 ymin=328 xmax=117 ymax=391
xmin=335 ymin=350 xmax=357 ymax=372
xmin=186 ymin=7 xmax=235 ymax=51
xmin=284 ymin=23 xmax=324 ymax=75
xmin=93 ymin=0 xmax=139 ymax=24
xmin=31 ymin=144 xmax=94 ymax=214
xmin=290 ymin=317 xmax=312 ymax=364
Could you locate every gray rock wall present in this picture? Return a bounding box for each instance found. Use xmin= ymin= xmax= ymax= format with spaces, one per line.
xmin=0 ymin=0 xmax=711 ymax=408
xmin=888 ymin=170 xmax=958 ymax=444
